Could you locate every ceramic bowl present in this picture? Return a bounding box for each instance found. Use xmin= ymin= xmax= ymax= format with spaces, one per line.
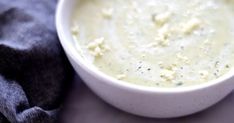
xmin=56 ymin=0 xmax=234 ymax=118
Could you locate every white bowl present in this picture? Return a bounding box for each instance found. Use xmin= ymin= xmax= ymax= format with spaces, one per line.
xmin=56 ymin=0 xmax=234 ymax=118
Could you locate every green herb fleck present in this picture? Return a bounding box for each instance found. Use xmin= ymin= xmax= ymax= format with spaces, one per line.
xmin=176 ymin=82 xmax=183 ymax=86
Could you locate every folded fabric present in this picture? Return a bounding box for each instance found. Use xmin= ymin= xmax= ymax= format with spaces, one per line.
xmin=0 ymin=0 xmax=73 ymax=122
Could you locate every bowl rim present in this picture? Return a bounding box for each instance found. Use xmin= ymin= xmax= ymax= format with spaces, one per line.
xmin=56 ymin=0 xmax=234 ymax=94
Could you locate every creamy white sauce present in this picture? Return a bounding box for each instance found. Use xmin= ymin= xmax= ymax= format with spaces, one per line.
xmin=71 ymin=0 xmax=234 ymax=87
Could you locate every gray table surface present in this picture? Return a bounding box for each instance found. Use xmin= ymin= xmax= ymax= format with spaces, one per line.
xmin=61 ymin=75 xmax=234 ymax=123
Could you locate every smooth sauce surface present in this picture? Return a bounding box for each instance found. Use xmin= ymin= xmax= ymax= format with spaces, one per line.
xmin=71 ymin=0 xmax=234 ymax=87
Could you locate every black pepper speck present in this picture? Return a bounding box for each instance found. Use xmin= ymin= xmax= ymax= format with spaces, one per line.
xmin=137 ymin=66 xmax=142 ymax=70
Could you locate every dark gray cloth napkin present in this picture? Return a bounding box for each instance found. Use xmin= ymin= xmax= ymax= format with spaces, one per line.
xmin=0 ymin=0 xmax=73 ymax=122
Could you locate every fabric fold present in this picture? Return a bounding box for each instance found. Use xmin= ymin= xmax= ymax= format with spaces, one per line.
xmin=0 ymin=0 xmax=73 ymax=122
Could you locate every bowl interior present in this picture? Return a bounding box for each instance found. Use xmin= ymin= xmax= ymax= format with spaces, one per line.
xmin=56 ymin=0 xmax=234 ymax=93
